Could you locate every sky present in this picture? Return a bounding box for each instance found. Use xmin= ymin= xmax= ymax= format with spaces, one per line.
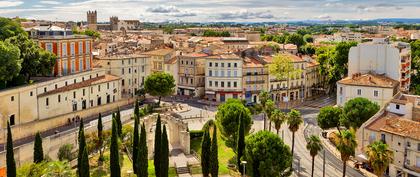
xmin=0 ymin=0 xmax=419 ymax=23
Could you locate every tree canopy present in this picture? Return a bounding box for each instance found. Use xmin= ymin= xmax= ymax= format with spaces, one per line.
xmin=0 ymin=40 xmax=21 ymax=84
xmin=216 ymin=99 xmax=252 ymax=149
xmin=268 ymin=53 xmax=302 ymax=81
xmin=244 ymin=131 xmax=292 ymax=177
xmin=317 ymin=106 xmax=342 ymax=131
xmin=340 ymin=97 xmax=379 ymax=129
xmin=0 ymin=17 xmax=26 ymax=41
xmin=144 ymin=72 xmax=175 ymax=105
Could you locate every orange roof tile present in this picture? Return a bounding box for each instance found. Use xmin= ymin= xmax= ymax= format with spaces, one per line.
xmin=338 ymin=73 xmax=399 ymax=88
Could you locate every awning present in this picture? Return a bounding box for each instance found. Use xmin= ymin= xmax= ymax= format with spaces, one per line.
xmin=356 ymin=153 xmax=368 ymax=162
xmin=205 ymin=91 xmax=215 ymax=95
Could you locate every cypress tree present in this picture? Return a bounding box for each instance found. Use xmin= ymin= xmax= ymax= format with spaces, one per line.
xmin=161 ymin=125 xmax=169 ymax=177
xmin=6 ymin=122 xmax=16 ymax=177
xmin=110 ymin=118 xmax=121 ymax=177
xmin=237 ymin=115 xmax=245 ymax=174
xmin=33 ymin=132 xmax=44 ymax=163
xmin=134 ymin=99 xmax=140 ymax=118
xmin=132 ymin=115 xmax=140 ymax=174
xmin=78 ymin=121 xmax=87 ymax=177
xmin=80 ymin=147 xmax=90 ymax=177
xmin=154 ymin=114 xmax=162 ymax=177
xmin=137 ymin=123 xmax=148 ymax=177
xmin=97 ymin=113 xmax=104 ymax=162
xmin=201 ymin=129 xmax=211 ymax=177
xmin=116 ymin=108 xmax=122 ymax=137
xmin=210 ymin=125 xmax=219 ymax=177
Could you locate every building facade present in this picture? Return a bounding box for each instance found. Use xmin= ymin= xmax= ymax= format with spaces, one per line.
xmin=27 ymin=25 xmax=94 ymax=77
xmin=177 ymin=53 xmax=207 ymax=97
xmin=205 ymin=54 xmax=243 ymax=102
xmin=86 ymin=10 xmax=97 ymax=30
xmin=242 ymin=58 xmax=269 ymax=104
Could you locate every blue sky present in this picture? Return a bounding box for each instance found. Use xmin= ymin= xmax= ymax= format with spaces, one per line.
xmin=0 ymin=0 xmax=419 ymax=22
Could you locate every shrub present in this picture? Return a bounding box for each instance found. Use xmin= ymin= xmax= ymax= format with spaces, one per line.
xmin=57 ymin=144 xmax=74 ymax=161
xmin=190 ymin=130 xmax=204 ymax=139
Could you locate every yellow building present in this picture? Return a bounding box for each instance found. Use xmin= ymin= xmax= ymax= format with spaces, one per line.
xmin=177 ymin=53 xmax=207 ymax=97
xmin=142 ymin=48 xmax=178 ymax=90
xmin=242 ymin=57 xmax=269 ymax=104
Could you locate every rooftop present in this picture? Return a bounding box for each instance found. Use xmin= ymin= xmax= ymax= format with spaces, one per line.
xmin=38 ymin=74 xmax=120 ymax=97
xmin=366 ymin=113 xmax=420 ymax=140
xmin=338 ymin=73 xmax=399 ymax=88
xmin=141 ymin=48 xmax=174 ymax=56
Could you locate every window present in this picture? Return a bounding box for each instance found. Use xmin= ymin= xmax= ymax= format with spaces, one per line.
xmin=374 ymin=90 xmax=379 ymax=97
xmin=46 ymin=98 xmax=49 ymax=106
xmin=227 ymin=82 xmax=231 ymax=87
xmin=215 ymin=70 xmax=218 ymax=77
xmin=357 ymin=89 xmax=362 ymax=95
xmin=30 ymin=91 xmax=33 ymax=96
xmin=221 ymin=63 xmax=224 ymax=67
xmin=71 ymin=59 xmax=75 ymax=73
xmin=209 ymin=81 xmax=212 ymax=87
xmin=418 ymin=143 xmax=420 ymax=151
xmin=9 ymin=115 xmax=15 ymax=126
xmin=107 ymin=83 xmax=110 ymax=89
xmin=86 ymin=58 xmax=90 ymax=70
xmin=407 ymin=141 xmax=411 ymax=147
xmin=221 ymin=82 xmax=224 ymax=87
xmin=83 ymin=89 xmax=86 ymax=96
xmin=86 ymin=41 xmax=90 ymax=53
xmin=82 ymin=100 xmax=86 ymax=109
xmin=234 ymin=82 xmax=237 ymax=87
xmin=58 ymin=95 xmax=61 ymax=102
xmin=228 ymin=63 xmax=231 ymax=67
xmin=70 ymin=42 xmax=75 ymax=56
xmin=190 ymin=78 xmax=193 ymax=84
xmin=181 ymin=60 xmax=184 ymax=65
xmin=215 ymin=63 xmax=218 ymax=67
xmin=46 ymin=43 xmax=53 ymax=52
xmin=129 ymin=68 xmax=131 ymax=74
xmin=227 ymin=70 xmax=231 ymax=77
xmin=215 ymin=81 xmax=218 ymax=87
xmin=73 ymin=91 xmax=76 ymax=99
xmin=79 ymin=58 xmax=83 ymax=71
xmin=234 ymin=63 xmax=237 ymax=67
xmin=396 ymin=104 xmax=400 ymax=110
xmin=209 ymin=62 xmax=212 ymax=67
xmin=55 ymin=84 xmax=58 ymax=89
xmin=63 ymin=60 xmax=68 ymax=74
xmin=11 ymin=96 xmax=14 ymax=101
xmin=98 ymin=85 xmax=101 ymax=92
xmin=62 ymin=43 xmax=67 ymax=57
xmin=78 ymin=42 xmax=83 ymax=54
xmin=234 ymin=71 xmax=237 ymax=77
xmin=122 ymin=68 xmax=125 ymax=74
xmin=44 ymin=87 xmax=47 ymax=93
xmin=221 ymin=71 xmax=224 ymax=77
xmin=72 ymin=102 xmax=77 ymax=111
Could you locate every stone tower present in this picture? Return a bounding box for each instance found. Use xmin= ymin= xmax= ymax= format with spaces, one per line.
xmin=110 ymin=16 xmax=119 ymax=31
xmin=87 ymin=10 xmax=97 ymax=30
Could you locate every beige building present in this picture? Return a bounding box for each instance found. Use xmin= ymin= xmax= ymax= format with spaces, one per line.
xmin=142 ymin=48 xmax=178 ymax=90
xmin=242 ymin=57 xmax=269 ymax=104
xmin=177 ymin=53 xmax=207 ymax=97
xmin=96 ymin=54 xmax=148 ymax=98
xmin=0 ymin=69 xmax=122 ymax=143
xmin=358 ymin=94 xmax=420 ymax=177
xmin=205 ymin=54 xmax=243 ymax=102
xmin=304 ymin=59 xmax=323 ymax=98
xmin=337 ymin=73 xmax=400 ymax=107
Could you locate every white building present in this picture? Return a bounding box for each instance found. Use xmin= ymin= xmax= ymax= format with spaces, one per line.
xmin=205 ymin=54 xmax=243 ymax=102
xmin=333 ymin=32 xmax=363 ymax=42
xmin=348 ymin=38 xmax=411 ymax=91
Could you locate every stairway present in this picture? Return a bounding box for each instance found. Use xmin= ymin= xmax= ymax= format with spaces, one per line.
xmin=176 ymin=166 xmax=190 ymax=174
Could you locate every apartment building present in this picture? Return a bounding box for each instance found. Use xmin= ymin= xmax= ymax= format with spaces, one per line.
xmin=264 ymin=54 xmax=306 ymax=103
xmin=242 ymin=58 xmax=269 ymax=104
xmin=26 ymin=25 xmax=93 ymax=76
xmin=348 ymin=38 xmax=411 ymax=91
xmin=222 ymin=37 xmax=249 ymax=52
xmin=305 ymin=59 xmax=323 ymax=98
xmin=96 ymin=54 xmax=148 ymax=97
xmin=0 ymin=69 xmax=121 ymax=143
xmin=358 ymin=94 xmax=420 ymax=177
xmin=205 ymin=54 xmax=243 ymax=102
xmin=142 ymin=48 xmax=178 ymax=88
xmin=333 ymin=32 xmax=363 ymax=42
xmin=177 ymin=53 xmax=207 ymax=97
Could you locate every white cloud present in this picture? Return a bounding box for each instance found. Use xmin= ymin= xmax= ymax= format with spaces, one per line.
xmin=147 ymin=5 xmax=179 ymax=13
xmin=316 ymin=14 xmax=331 ymax=19
xmin=0 ymin=0 xmax=23 ymax=8
xmin=218 ymin=10 xmax=275 ymax=20
xmin=40 ymin=1 xmax=61 ymax=5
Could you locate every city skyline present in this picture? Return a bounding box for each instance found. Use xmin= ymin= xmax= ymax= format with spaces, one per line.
xmin=0 ymin=0 xmax=420 ymax=22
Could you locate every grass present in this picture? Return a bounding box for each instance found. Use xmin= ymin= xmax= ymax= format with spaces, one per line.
xmin=147 ymin=160 xmax=177 ymax=177
xmin=190 ymin=128 xmax=236 ymax=175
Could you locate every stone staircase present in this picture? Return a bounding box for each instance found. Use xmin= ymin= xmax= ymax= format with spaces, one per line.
xmin=176 ymin=166 xmax=190 ymax=174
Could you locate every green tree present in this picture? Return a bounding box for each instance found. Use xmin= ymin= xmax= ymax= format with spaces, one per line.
xmin=201 ymin=130 xmax=211 ymax=177
xmin=144 ymin=72 xmax=176 ymax=106
xmin=115 ymin=109 xmax=122 ymax=137
xmin=42 ymin=161 xmax=74 ymax=177
xmin=366 ymin=141 xmax=393 ymax=177
xmin=306 ymin=135 xmax=323 ymax=177
xmin=410 ymin=40 xmax=420 ymax=91
xmin=237 ymin=115 xmax=245 ymax=174
xmin=299 ymin=44 xmax=316 ymax=55
xmin=161 ymin=125 xmax=169 ymax=177
xmin=258 ymin=90 xmax=270 ymax=130
xmin=317 ymin=106 xmax=342 ymax=132
xmin=340 ymin=97 xmax=379 ymax=129
xmin=132 ymin=115 xmax=140 ymax=174
xmin=0 ymin=17 xmax=26 ymax=41
xmin=0 ymin=40 xmax=21 ymax=86
xmin=6 ymin=122 xmax=16 ymax=177
xmin=97 ymin=113 xmax=104 ymax=164
xmin=33 ymin=132 xmax=44 ymax=163
xmin=269 ymin=54 xmax=302 ymax=104
xmin=287 ymin=109 xmax=303 ymax=163
xmin=215 ymin=99 xmax=252 ymax=149
xmin=110 ymin=118 xmax=121 ymax=177
xmin=244 ymin=131 xmax=292 ymax=177
xmin=271 ymin=109 xmax=286 ymax=135
xmin=137 ymin=123 xmax=148 ymax=177
xmin=79 ymin=148 xmax=90 ymax=177
xmin=265 ymin=99 xmax=275 ymax=132
xmin=154 ymin=115 xmax=162 ymax=177
xmin=336 ymin=129 xmax=357 ymax=177
xmin=77 ymin=121 xmax=88 ymax=177
xmin=285 ymin=33 xmax=305 ymax=48
xmin=303 ymin=34 xmax=314 ymax=43
xmin=134 ymin=99 xmax=140 ymax=118
xmin=57 ymin=144 xmax=73 ymax=161
xmin=210 ymin=125 xmax=219 ymax=177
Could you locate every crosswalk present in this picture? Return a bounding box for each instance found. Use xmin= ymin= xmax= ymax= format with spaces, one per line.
xmin=300 ymin=96 xmax=336 ymax=109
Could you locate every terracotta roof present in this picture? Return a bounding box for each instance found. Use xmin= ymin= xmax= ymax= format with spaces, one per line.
xmin=182 ymin=52 xmax=209 ymax=58
xmin=38 ymin=74 xmax=120 ymax=97
xmin=142 ymin=48 xmax=174 ymax=56
xmin=337 ymin=73 xmax=399 ymax=88
xmin=165 ymin=57 xmax=177 ymax=64
xmin=207 ymin=54 xmax=240 ymax=60
xmin=243 ymin=58 xmax=264 ymax=68
xmin=381 ymin=117 xmax=420 ymax=140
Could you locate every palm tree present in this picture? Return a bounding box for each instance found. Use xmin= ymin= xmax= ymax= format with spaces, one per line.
xmin=271 ymin=109 xmax=286 ymax=135
xmin=43 ymin=161 xmax=74 ymax=177
xmin=366 ymin=141 xmax=393 ymax=177
xmin=287 ymin=109 xmax=303 ymax=159
xmin=265 ymin=99 xmax=276 ymax=131
xmin=336 ymin=129 xmax=357 ymax=177
xmin=259 ymin=90 xmax=270 ymax=130
xmin=306 ymin=135 xmax=323 ymax=177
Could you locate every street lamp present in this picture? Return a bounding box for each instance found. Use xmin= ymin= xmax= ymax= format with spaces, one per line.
xmin=241 ymin=161 xmax=247 ymax=177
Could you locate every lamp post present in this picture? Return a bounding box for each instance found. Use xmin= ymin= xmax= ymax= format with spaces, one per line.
xmin=241 ymin=161 xmax=247 ymax=177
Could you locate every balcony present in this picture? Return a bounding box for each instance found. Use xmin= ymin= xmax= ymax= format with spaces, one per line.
xmin=246 ymin=72 xmax=268 ymax=76
xmin=246 ymin=80 xmax=265 ymax=84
